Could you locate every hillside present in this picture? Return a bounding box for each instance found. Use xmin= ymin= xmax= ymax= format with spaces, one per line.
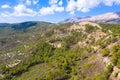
xmin=0 ymin=22 xmax=120 ymax=80
xmin=0 ymin=21 xmax=52 ymax=51
xmin=0 ymin=21 xmax=53 ymax=77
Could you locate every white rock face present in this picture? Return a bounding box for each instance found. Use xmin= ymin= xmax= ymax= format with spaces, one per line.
xmin=61 ymin=12 xmax=120 ymax=23
xmin=81 ymin=12 xmax=120 ymax=22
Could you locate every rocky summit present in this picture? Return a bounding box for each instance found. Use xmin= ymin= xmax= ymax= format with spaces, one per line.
xmin=61 ymin=12 xmax=120 ymax=23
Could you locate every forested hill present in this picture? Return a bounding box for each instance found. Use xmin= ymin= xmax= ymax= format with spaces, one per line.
xmin=1 ymin=22 xmax=120 ymax=80
xmin=0 ymin=21 xmax=52 ymax=34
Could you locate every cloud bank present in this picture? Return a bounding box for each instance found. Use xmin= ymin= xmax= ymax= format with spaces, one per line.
xmin=66 ymin=0 xmax=120 ymax=14
xmin=0 ymin=0 xmax=120 ymax=19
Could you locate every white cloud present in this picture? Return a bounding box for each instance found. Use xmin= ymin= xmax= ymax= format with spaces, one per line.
xmin=13 ymin=4 xmax=37 ymax=16
xmin=53 ymin=5 xmax=64 ymax=12
xmin=1 ymin=4 xmax=11 ymax=9
xmin=66 ymin=0 xmax=120 ymax=14
xmin=81 ymin=8 xmax=89 ymax=12
xmin=77 ymin=0 xmax=100 ymax=12
xmin=49 ymin=0 xmax=58 ymax=5
xmin=26 ymin=0 xmax=31 ymax=5
xmin=19 ymin=0 xmax=39 ymax=6
xmin=70 ymin=11 xmax=75 ymax=15
xmin=58 ymin=0 xmax=63 ymax=6
xmin=39 ymin=5 xmax=64 ymax=15
xmin=39 ymin=0 xmax=64 ymax=16
xmin=103 ymin=0 xmax=120 ymax=6
xmin=39 ymin=7 xmax=54 ymax=15
xmin=1 ymin=4 xmax=37 ymax=17
xmin=66 ymin=0 xmax=76 ymax=14
xmin=0 ymin=14 xmax=18 ymax=23
xmin=1 ymin=0 xmax=120 ymax=19
xmin=0 ymin=12 xmax=10 ymax=17
xmin=33 ymin=0 xmax=39 ymax=5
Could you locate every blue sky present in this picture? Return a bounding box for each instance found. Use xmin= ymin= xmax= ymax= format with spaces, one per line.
xmin=0 ymin=0 xmax=120 ymax=23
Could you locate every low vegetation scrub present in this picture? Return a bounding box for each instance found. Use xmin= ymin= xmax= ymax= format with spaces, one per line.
xmin=102 ymin=49 xmax=110 ymax=57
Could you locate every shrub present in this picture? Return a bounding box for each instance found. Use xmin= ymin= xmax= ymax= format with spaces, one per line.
xmin=114 ymin=72 xmax=118 ymax=77
xmin=106 ymin=64 xmax=113 ymax=73
xmin=85 ymin=25 xmax=97 ymax=33
xmin=93 ymin=72 xmax=105 ymax=80
xmin=117 ymin=59 xmax=120 ymax=68
xmin=111 ymin=55 xmax=118 ymax=65
xmin=102 ymin=49 xmax=110 ymax=57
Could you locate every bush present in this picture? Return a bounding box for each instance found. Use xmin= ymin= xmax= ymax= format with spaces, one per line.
xmin=117 ymin=59 xmax=120 ymax=68
xmin=84 ymin=62 xmax=92 ymax=68
xmin=102 ymin=49 xmax=110 ymax=57
xmin=111 ymin=45 xmax=120 ymax=68
xmin=85 ymin=25 xmax=97 ymax=33
xmin=93 ymin=72 xmax=105 ymax=80
xmin=104 ymin=64 xmax=113 ymax=79
xmin=106 ymin=64 xmax=113 ymax=73
xmin=111 ymin=55 xmax=118 ymax=65
xmin=114 ymin=72 xmax=118 ymax=77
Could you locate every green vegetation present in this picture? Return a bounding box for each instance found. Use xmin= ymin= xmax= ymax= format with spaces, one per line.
xmin=85 ymin=24 xmax=98 ymax=33
xmin=2 ymin=40 xmax=53 ymax=79
xmin=114 ymin=72 xmax=118 ymax=77
xmin=100 ymin=23 xmax=120 ymax=34
xmin=102 ymin=48 xmax=110 ymax=57
xmin=64 ymin=31 xmax=85 ymax=46
xmin=111 ymin=45 xmax=120 ymax=67
xmin=93 ymin=72 xmax=105 ymax=80
xmin=1 ymin=22 xmax=120 ymax=80
xmin=93 ymin=64 xmax=113 ymax=80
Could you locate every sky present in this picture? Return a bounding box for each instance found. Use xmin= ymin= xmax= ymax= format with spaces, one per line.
xmin=0 ymin=0 xmax=120 ymax=23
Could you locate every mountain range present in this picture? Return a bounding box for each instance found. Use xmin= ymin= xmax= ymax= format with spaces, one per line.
xmin=61 ymin=12 xmax=120 ymax=23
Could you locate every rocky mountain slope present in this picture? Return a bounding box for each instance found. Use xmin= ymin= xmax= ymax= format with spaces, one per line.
xmin=0 ymin=21 xmax=53 ymax=78
xmin=61 ymin=12 xmax=120 ymax=23
xmin=0 ymin=21 xmax=120 ymax=80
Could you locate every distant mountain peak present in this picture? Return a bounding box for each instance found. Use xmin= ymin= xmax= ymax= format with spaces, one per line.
xmin=60 ymin=16 xmax=90 ymax=23
xmin=61 ymin=12 xmax=120 ymax=23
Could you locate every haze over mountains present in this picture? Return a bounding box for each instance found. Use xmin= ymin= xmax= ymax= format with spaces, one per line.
xmin=61 ymin=12 xmax=120 ymax=23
